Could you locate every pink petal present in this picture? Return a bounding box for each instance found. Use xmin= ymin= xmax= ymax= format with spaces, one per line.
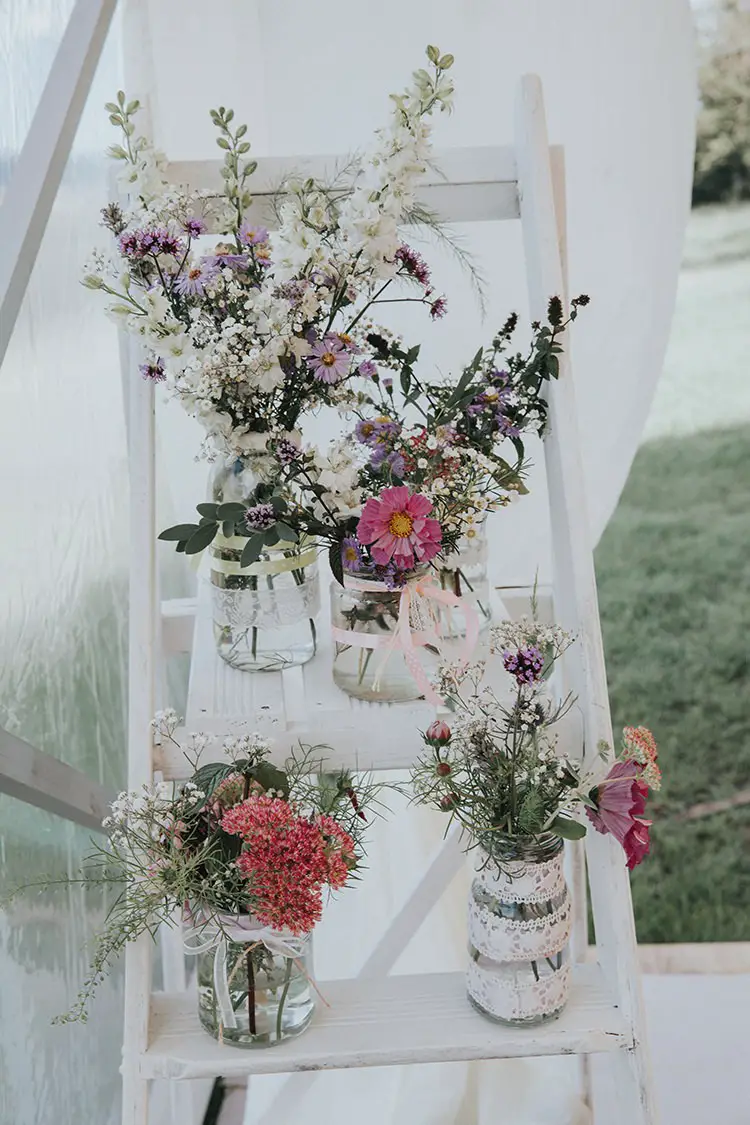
xmin=406 ymin=493 xmax=433 ymax=517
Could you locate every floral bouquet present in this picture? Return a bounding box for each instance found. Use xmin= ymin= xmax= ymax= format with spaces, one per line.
xmin=14 ymin=713 xmax=387 ymax=1049
xmin=85 ymin=48 xmax=456 ymax=673
xmin=411 ymin=616 xmax=659 ymax=1025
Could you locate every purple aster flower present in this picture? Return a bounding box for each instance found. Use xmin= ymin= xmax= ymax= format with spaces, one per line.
xmin=496 ymin=412 xmax=521 ymax=438
xmin=240 ymin=222 xmax=270 ymax=247
xmin=201 ymin=250 xmax=249 ymax=270
xmin=375 ymin=561 xmax=411 ymax=590
xmin=489 ymin=368 xmax=510 ymax=388
xmin=429 ymin=295 xmax=448 ymax=320
xmin=139 ymin=358 xmax=166 ymax=383
xmin=358 ymin=359 xmax=377 ymax=379
xmin=341 ymin=536 xmax=364 ymax=573
xmin=244 ymin=503 xmax=277 ymax=532
xmin=355 ymin=419 xmax=379 ymax=445
xmin=174 ymin=261 xmax=219 ymax=297
xmin=307 ymin=336 xmax=351 ymax=384
xmin=382 ymin=377 xmax=393 ymax=393
xmin=182 ymin=217 xmax=206 ymax=238
xmin=502 ymin=645 xmax=545 ymax=686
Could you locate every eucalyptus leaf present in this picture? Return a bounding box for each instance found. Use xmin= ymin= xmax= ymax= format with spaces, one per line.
xmin=550 ymin=815 xmax=587 ymax=841
xmin=158 ymin=524 xmax=199 ymax=542
xmin=240 ymin=534 xmax=264 ymax=569
xmin=185 ymin=522 xmax=219 ymax=555
xmin=197 ymin=502 xmax=219 ymax=518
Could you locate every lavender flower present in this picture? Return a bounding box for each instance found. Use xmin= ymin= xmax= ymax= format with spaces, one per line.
xmin=274 ymin=437 xmax=300 ymax=465
xmin=429 ymin=295 xmax=448 ymax=320
xmin=181 ymin=218 xmax=205 ymax=238
xmin=495 ymin=412 xmax=520 ymax=438
xmin=244 ymin=503 xmax=277 ymax=532
xmin=395 ymin=244 xmax=431 ymax=287
xmin=358 ymin=359 xmax=377 ymax=379
xmin=119 ymin=226 xmax=184 ymax=261
xmin=139 ymin=358 xmax=166 ymax=383
xmin=502 ymin=645 xmax=545 ymax=686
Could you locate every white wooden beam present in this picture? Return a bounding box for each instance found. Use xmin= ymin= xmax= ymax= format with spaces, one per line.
xmin=164 ymin=145 xmax=539 ymax=226
xmin=0 ymin=0 xmax=116 ymax=367
xmin=0 ymin=725 xmax=114 ymax=832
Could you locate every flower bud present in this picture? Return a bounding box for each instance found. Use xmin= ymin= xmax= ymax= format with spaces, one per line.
xmin=426 ymin=719 xmax=451 ymax=744
xmin=436 ymin=761 xmax=451 ymax=777
xmin=439 ymin=792 xmax=459 ymax=812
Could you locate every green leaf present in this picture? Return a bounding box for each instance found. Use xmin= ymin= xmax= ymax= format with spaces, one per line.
xmin=158 ymin=523 xmax=199 ymax=541
xmin=190 ymin=761 xmax=237 ymax=799
xmin=216 ymin=137 xmax=230 ymax=150
xmin=184 ymin=522 xmax=219 ymax=555
xmin=550 ymin=815 xmax=587 ymax=841
xmin=426 ymin=44 xmax=440 ymax=64
xmin=276 ymin=523 xmax=299 ymax=543
xmin=222 ymin=520 xmax=235 ymax=538
xmin=240 ymin=534 xmax=265 ymax=569
xmin=438 ymin=53 xmax=454 ymax=69
xmin=329 ymin=540 xmax=344 ymax=586
xmin=264 ymin=526 xmax=280 ymax=546
xmin=216 ymin=502 xmax=246 ymax=520
xmin=517 ymin=790 xmax=546 ymax=835
xmin=175 ymin=541 xmax=187 ymax=553
xmin=400 ymin=367 xmax=412 ymax=397
xmin=196 ymin=502 xmax=219 ymax=518
xmin=405 ymin=344 xmax=421 ymax=364
xmin=251 ymin=761 xmax=289 ymax=798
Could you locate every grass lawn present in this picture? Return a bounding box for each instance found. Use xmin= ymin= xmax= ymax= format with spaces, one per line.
xmin=596 ymin=424 xmax=750 ymax=942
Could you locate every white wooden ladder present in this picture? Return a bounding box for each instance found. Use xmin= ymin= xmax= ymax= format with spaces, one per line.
xmin=120 ymin=74 xmax=657 ymax=1125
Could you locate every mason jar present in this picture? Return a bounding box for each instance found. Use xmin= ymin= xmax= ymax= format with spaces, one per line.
xmin=197 ymin=932 xmax=315 ymax=1048
xmin=209 ymin=460 xmax=319 ymax=672
xmin=435 ymin=516 xmax=491 ymax=637
xmin=329 ymin=572 xmax=438 ymax=703
xmin=466 ymin=833 xmax=572 ymax=1025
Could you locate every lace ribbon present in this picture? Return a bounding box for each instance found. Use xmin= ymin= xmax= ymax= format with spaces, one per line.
xmin=331 ymin=573 xmax=479 ymax=705
xmin=182 ymin=907 xmax=309 ymax=1030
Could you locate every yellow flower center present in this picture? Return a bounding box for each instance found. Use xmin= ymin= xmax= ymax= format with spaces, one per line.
xmin=188 ymin=267 xmax=202 ymax=280
xmin=321 ymin=351 xmax=337 ymax=367
xmin=388 ymin=511 xmax=413 ymax=538
xmin=343 ymin=546 xmax=359 ymax=562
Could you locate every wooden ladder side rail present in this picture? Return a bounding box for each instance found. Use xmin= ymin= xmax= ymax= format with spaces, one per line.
xmin=515 ymin=74 xmax=657 ymax=1124
xmin=121 ymin=345 xmax=157 ymax=1125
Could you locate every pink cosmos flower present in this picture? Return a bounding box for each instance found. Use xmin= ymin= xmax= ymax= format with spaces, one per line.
xmin=356 ymin=486 xmax=442 ymax=570
xmin=586 ymin=760 xmax=652 ymax=870
xmin=307 ymin=336 xmax=351 ymax=384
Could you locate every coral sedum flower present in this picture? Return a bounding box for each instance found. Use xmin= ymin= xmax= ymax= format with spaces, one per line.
xmin=356 ymin=485 xmax=442 ymax=570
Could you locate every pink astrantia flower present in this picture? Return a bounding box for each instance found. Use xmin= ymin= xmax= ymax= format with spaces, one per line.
xmin=307 ymin=336 xmax=351 ymax=384
xmin=356 ymin=485 xmax=442 ymax=570
xmin=586 ymin=760 xmax=652 ymax=870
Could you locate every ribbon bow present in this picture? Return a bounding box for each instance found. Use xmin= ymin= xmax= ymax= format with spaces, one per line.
xmin=334 ymin=572 xmax=479 ymax=705
xmin=183 ymin=907 xmax=308 ymax=1030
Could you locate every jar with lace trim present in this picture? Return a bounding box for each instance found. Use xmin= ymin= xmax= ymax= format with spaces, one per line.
xmin=330 ymin=568 xmax=440 ymax=702
xmin=467 ymin=833 xmax=572 ymax=1025
xmin=209 ymin=460 xmax=320 ymax=672
xmin=435 ymin=516 xmax=492 ymax=637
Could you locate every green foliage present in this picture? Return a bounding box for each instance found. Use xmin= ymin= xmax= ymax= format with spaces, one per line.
xmin=693 ymin=1 xmax=750 ymax=204
xmin=596 ymin=424 xmax=750 ymax=940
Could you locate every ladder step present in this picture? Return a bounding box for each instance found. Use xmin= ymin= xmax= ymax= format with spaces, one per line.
xmin=157 ymin=579 xmax=582 ymax=778
xmin=139 ymin=964 xmax=629 ymax=1081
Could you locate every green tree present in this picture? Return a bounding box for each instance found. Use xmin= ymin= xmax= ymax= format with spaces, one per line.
xmin=694 ymin=0 xmax=750 ymax=204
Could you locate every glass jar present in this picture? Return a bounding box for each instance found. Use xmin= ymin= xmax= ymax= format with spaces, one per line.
xmin=209 ymin=460 xmax=319 ymax=672
xmin=466 ymin=833 xmax=572 ymax=1026
xmin=435 ymin=517 xmax=491 ymax=637
xmin=197 ymin=934 xmax=315 ymax=1048
xmin=330 ymin=574 xmax=438 ymax=703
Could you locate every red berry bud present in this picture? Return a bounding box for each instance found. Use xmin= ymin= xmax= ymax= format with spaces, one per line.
xmin=439 ymin=792 xmax=459 ymax=812
xmin=436 ymin=761 xmax=452 ymax=777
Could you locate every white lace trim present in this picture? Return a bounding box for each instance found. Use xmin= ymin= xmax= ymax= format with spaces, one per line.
xmin=467 ymin=960 xmax=571 ymax=1022
xmin=468 ymin=897 xmax=572 ymax=962
xmin=473 ymin=848 xmax=567 ymax=903
xmin=210 ymin=570 xmax=321 ymax=630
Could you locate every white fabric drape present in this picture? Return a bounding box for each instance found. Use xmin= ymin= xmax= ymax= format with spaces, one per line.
xmin=122 ymin=2 xmax=696 ymax=1120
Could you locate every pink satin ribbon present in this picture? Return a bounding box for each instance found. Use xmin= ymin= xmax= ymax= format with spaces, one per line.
xmin=332 ymin=573 xmax=479 ymax=706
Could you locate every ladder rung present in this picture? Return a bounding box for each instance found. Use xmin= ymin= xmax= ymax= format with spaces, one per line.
xmin=139 ymin=964 xmax=630 ymax=1081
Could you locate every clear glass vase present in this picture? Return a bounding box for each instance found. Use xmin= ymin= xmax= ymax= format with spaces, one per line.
xmin=209 ymin=460 xmax=320 ymax=672
xmin=467 ymin=833 xmax=572 ymax=1026
xmin=330 ymin=574 xmax=438 ymax=702
xmin=435 ymin=517 xmax=491 ymax=636
xmin=197 ymin=935 xmax=315 ymax=1048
